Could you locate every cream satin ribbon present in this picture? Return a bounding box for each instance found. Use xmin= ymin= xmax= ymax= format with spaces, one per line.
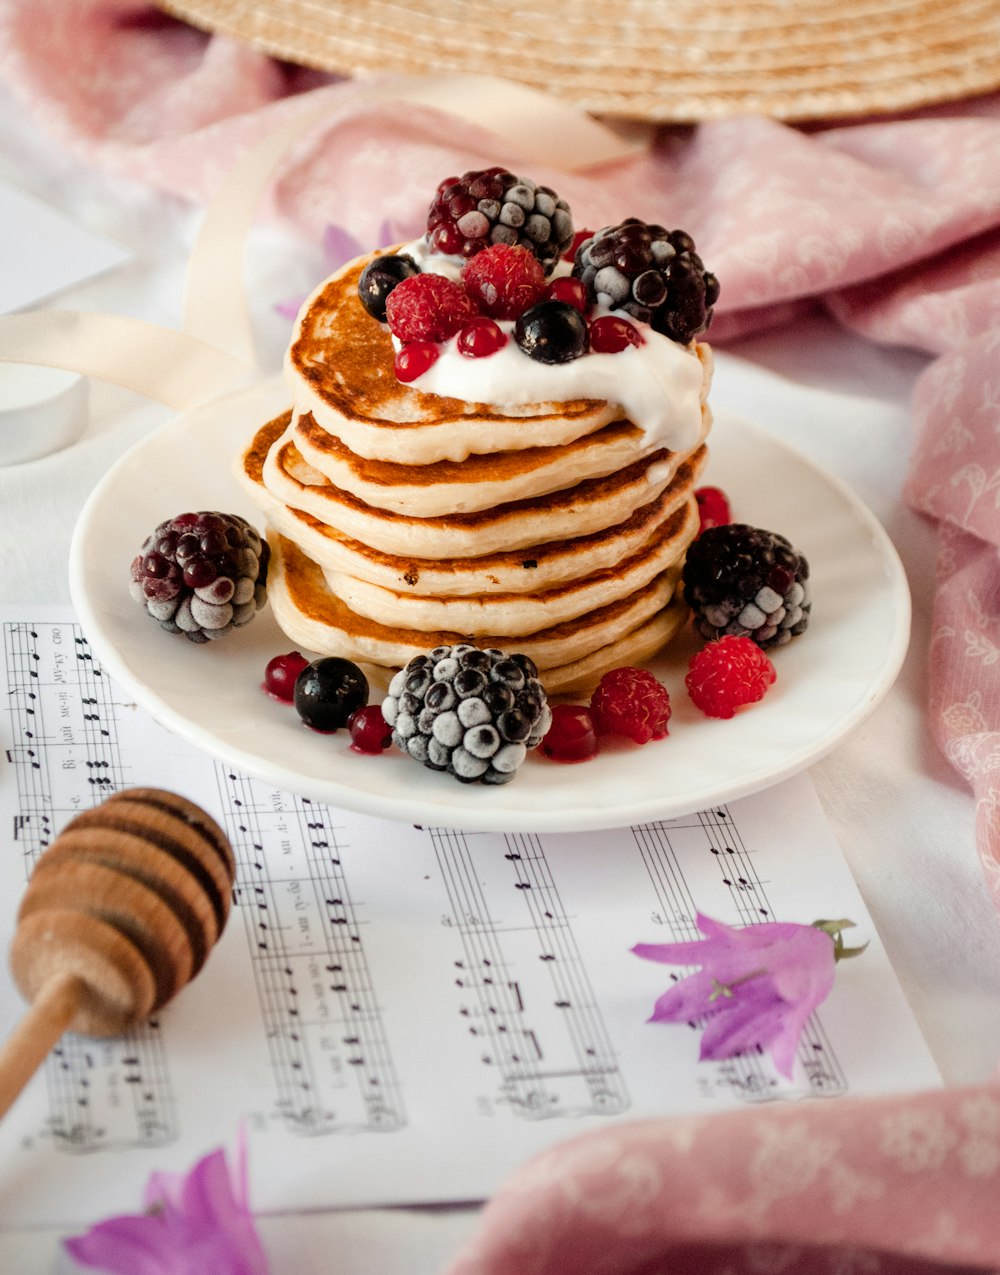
xmin=0 ymin=74 xmax=645 ymax=413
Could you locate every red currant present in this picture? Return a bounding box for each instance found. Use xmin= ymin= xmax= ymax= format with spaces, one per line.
xmin=694 ymin=486 xmax=732 ymax=534
xmin=545 ymin=276 xmax=589 ymax=314
xmin=348 ymin=705 xmax=393 ymax=754
xmin=589 ymin=315 xmax=644 ymax=353
xmin=262 ymin=651 xmax=310 ymax=703
xmin=457 ymin=317 xmax=507 ymax=358
xmin=540 ymin=704 xmax=598 ymax=763
xmin=395 ymin=342 xmax=440 ymax=382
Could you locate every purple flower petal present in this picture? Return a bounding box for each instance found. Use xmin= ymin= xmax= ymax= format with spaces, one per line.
xmin=634 ymin=913 xmax=844 ymax=1080
xmin=322 ymin=223 xmax=364 ymax=268
xmin=65 ymin=1139 xmax=269 ymax=1275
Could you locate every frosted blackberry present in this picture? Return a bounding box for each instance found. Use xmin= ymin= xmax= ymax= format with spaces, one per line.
xmin=572 ymin=219 xmax=719 ymax=344
xmin=682 ymin=524 xmax=810 ymax=649
xmin=381 ymin=644 xmax=552 ymax=785
xmin=129 ymin=511 xmax=268 ymax=643
xmin=426 ymin=168 xmax=574 ymax=274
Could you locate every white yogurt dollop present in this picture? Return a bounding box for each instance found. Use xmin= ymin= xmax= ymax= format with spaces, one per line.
xmin=394 ymin=239 xmax=707 ymax=454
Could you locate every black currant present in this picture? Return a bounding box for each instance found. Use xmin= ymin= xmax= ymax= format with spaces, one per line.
xmin=357 ymin=254 xmax=420 ymax=322
xmin=513 ymin=300 xmax=589 ymax=364
xmin=293 ymin=657 xmax=369 ymax=732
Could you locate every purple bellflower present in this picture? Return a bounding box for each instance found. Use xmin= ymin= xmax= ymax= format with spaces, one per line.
xmin=633 ymin=913 xmax=866 ymax=1079
xmin=64 ymin=1132 xmax=268 ymax=1275
xmin=275 ymin=217 xmax=404 ymax=319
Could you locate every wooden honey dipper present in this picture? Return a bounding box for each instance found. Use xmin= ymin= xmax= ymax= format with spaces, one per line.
xmin=0 ymin=787 xmax=235 ymax=1120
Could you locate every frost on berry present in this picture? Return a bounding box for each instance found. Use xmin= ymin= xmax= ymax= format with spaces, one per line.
xmin=462 ymin=244 xmax=545 ymax=320
xmin=590 ymin=667 xmax=671 ymax=744
xmin=685 ymin=636 xmax=776 ymax=719
xmin=384 ymin=273 xmax=478 ymax=343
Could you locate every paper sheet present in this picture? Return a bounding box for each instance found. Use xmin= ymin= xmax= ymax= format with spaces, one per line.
xmin=0 ymin=181 xmax=130 ymax=315
xmin=0 ymin=609 xmax=940 ymax=1229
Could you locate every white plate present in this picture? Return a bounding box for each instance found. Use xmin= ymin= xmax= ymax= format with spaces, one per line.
xmin=70 ymin=377 xmax=910 ymax=833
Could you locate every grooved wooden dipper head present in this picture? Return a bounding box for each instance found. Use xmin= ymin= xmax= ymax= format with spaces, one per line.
xmin=10 ymin=788 xmax=235 ymax=1038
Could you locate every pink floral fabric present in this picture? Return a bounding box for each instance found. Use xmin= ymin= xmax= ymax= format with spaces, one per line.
xmin=3 ymin=2 xmax=1000 ymax=1269
xmin=444 ymin=1084 xmax=1000 ymax=1274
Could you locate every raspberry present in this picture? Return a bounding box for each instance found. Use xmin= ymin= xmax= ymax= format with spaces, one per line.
xmin=426 ymin=168 xmax=574 ymax=272
xmin=382 ymin=645 xmax=551 ymax=785
xmin=682 ymin=524 xmax=810 ymax=648
xmin=685 ymin=636 xmax=776 ymax=719
xmin=589 ymin=667 xmax=671 ymax=744
xmin=129 ymin=511 xmax=268 ymax=643
xmin=262 ymin=651 xmax=309 ymax=702
xmin=384 ymin=273 xmax=478 ymax=343
xmin=348 ymin=705 xmax=393 ymax=754
xmin=462 ymin=244 xmax=545 ymax=320
xmin=572 ymin=220 xmax=719 ymax=344
xmin=540 ymin=704 xmax=598 ymax=763
xmin=694 ymin=486 xmax=731 ymax=534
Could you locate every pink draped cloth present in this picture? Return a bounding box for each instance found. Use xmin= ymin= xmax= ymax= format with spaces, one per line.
xmin=2 ymin=3 xmax=1000 ymax=1270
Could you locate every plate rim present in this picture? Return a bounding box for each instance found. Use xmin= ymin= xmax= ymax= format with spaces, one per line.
xmin=69 ymin=379 xmax=911 ymax=833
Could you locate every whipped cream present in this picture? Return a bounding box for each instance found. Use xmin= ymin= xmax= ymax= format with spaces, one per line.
xmin=394 ymin=239 xmax=707 ymax=454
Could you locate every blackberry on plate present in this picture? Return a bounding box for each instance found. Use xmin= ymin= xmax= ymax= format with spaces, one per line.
xmin=682 ymin=523 xmax=810 ymax=649
xmin=381 ymin=644 xmax=552 ymax=785
xmin=129 ymin=511 xmax=268 ymax=643
xmin=426 ymin=167 xmax=574 ymax=273
xmin=572 ymin=219 xmax=719 ymax=344
xmin=357 ymin=253 xmax=420 ymax=322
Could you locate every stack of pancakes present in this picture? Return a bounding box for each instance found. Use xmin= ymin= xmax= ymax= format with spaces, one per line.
xmin=237 ymin=251 xmax=713 ymax=695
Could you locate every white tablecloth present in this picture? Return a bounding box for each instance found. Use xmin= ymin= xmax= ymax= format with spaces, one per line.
xmin=1 ymin=83 xmax=998 ymax=1274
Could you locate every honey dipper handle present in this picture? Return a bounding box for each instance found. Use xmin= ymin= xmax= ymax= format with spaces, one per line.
xmin=0 ymin=973 xmax=85 ymax=1121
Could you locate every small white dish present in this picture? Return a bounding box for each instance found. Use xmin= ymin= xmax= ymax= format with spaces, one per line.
xmin=69 ymin=377 xmax=911 ymax=833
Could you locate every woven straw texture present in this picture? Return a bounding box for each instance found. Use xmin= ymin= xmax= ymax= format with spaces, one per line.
xmin=159 ymin=0 xmax=1000 ymax=123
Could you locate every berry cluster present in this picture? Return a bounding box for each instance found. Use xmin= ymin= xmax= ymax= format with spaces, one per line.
xmin=382 ymin=644 xmax=552 ymax=785
xmin=426 ymin=168 xmax=573 ymax=271
xmin=129 ymin=511 xmax=268 ymax=643
xmin=572 ymin=220 xmax=719 ymax=344
xmin=370 ymin=241 xmax=650 ymax=379
xmin=262 ymin=651 xmax=390 ymax=752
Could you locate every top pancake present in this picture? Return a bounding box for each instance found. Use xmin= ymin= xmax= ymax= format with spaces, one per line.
xmin=286 ymin=249 xmax=712 ymax=466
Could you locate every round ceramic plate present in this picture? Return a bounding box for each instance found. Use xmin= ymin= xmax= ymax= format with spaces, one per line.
xmin=70 ymin=377 xmax=910 ymax=833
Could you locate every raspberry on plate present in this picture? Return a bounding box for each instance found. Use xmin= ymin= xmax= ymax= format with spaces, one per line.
xmin=384 ymin=273 xmax=478 ymax=343
xmin=590 ymin=666 xmax=671 ymax=744
xmin=462 ymin=244 xmax=545 ymax=320
xmin=685 ymin=636 xmax=776 ymax=719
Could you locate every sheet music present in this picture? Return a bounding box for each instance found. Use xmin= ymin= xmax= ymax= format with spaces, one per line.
xmin=0 ymin=609 xmax=940 ymax=1230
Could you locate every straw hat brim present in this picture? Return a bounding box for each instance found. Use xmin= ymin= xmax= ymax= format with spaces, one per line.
xmin=158 ymin=0 xmax=1000 ymax=123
